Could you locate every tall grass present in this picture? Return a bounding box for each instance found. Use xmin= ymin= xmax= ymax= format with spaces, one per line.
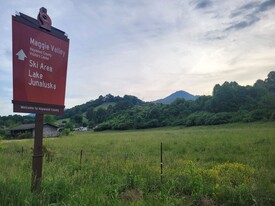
xmin=0 ymin=122 xmax=274 ymax=205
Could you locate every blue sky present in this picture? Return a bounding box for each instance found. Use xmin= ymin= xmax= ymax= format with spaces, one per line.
xmin=1 ymin=0 xmax=275 ymax=116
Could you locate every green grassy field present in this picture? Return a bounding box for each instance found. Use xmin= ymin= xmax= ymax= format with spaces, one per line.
xmin=0 ymin=122 xmax=275 ymax=205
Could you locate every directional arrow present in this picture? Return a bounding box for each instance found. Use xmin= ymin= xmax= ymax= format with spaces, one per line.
xmin=16 ymin=49 xmax=27 ymax=61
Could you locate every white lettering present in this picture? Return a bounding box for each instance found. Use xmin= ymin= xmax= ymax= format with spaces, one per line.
xmin=28 ymin=78 xmax=56 ymax=90
xmin=28 ymin=70 xmax=43 ymax=79
xmin=51 ymin=45 xmax=65 ymax=57
xmin=30 ymin=37 xmax=50 ymax=50
xmin=40 ymin=63 xmax=53 ymax=72
xmin=29 ymin=60 xmax=39 ymax=69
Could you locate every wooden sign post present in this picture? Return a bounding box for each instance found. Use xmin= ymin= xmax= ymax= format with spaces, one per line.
xmin=12 ymin=8 xmax=69 ymax=192
xmin=32 ymin=114 xmax=44 ymax=192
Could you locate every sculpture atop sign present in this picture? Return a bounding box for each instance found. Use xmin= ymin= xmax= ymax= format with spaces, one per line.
xmin=37 ymin=7 xmax=52 ymax=31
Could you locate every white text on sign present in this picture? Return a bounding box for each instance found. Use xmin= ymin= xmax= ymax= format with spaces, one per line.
xmin=30 ymin=37 xmax=66 ymax=58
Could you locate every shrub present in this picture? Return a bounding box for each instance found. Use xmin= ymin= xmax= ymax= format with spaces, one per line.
xmin=112 ymin=119 xmax=134 ymax=130
xmin=231 ymin=110 xmax=251 ymax=122
xmin=168 ymin=161 xmax=256 ymax=205
xmin=0 ymin=128 xmax=9 ymax=139
xmin=208 ymin=112 xmax=233 ymax=125
xmin=94 ymin=122 xmax=112 ymax=131
xmin=249 ymin=109 xmax=270 ymax=121
xmin=146 ymin=119 xmax=160 ymax=128
xmin=269 ymin=111 xmax=275 ymax=121
xmin=185 ymin=112 xmax=233 ymax=126
xmin=61 ymin=128 xmax=70 ymax=136
xmin=209 ymin=162 xmax=255 ymax=205
xmin=16 ymin=131 xmax=32 ymax=139
xmin=0 ymin=129 xmax=5 ymax=137
xmin=169 ymin=160 xmax=204 ymax=198
xmin=42 ymin=178 xmax=70 ymax=204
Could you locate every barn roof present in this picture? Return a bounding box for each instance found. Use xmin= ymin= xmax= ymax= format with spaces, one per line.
xmin=10 ymin=123 xmax=58 ymax=131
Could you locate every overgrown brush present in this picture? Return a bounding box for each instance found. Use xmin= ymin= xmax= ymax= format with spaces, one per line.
xmin=0 ymin=122 xmax=274 ymax=205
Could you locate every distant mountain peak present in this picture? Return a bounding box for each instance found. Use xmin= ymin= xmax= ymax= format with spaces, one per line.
xmin=153 ymin=90 xmax=198 ymax=104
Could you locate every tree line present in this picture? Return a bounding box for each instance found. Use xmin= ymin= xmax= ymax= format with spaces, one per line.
xmin=62 ymin=71 xmax=275 ymax=131
xmin=1 ymin=71 xmax=275 ymax=134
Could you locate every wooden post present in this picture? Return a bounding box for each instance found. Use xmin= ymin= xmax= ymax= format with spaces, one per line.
xmin=160 ymin=142 xmax=163 ymax=183
xmin=21 ymin=146 xmax=24 ymax=158
xmin=31 ymin=114 xmax=44 ymax=192
xmin=80 ymin=149 xmax=83 ymax=166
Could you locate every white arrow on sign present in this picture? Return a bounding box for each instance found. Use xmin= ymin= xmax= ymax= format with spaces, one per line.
xmin=16 ymin=49 xmax=27 ymax=61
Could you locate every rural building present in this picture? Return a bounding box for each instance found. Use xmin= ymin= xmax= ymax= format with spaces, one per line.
xmin=10 ymin=123 xmax=59 ymax=138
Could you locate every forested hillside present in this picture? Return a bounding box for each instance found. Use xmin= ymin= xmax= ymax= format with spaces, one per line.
xmin=1 ymin=71 xmax=274 ymax=133
xmin=59 ymin=71 xmax=275 ymax=131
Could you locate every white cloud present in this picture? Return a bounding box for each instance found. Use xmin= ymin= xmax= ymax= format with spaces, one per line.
xmin=0 ymin=0 xmax=275 ymax=115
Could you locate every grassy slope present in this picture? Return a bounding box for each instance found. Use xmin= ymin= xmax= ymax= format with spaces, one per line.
xmin=0 ymin=122 xmax=274 ymax=205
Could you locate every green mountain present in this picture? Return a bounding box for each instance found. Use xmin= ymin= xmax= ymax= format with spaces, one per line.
xmin=153 ymin=90 xmax=198 ymax=104
xmin=59 ymin=71 xmax=275 ymax=131
xmin=1 ymin=71 xmax=275 ymax=135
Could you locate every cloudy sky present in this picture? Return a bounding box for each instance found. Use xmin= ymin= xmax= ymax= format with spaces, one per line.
xmin=1 ymin=0 xmax=275 ymax=116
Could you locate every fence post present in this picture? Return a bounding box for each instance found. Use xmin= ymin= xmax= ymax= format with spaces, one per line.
xmin=21 ymin=146 xmax=24 ymax=158
xmin=160 ymin=142 xmax=163 ymax=183
xmin=80 ymin=149 xmax=83 ymax=167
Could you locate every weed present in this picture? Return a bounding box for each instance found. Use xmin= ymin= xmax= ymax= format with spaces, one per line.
xmin=0 ymin=122 xmax=274 ymax=205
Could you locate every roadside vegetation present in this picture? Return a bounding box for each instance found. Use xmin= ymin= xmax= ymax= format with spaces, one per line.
xmin=0 ymin=122 xmax=274 ymax=205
